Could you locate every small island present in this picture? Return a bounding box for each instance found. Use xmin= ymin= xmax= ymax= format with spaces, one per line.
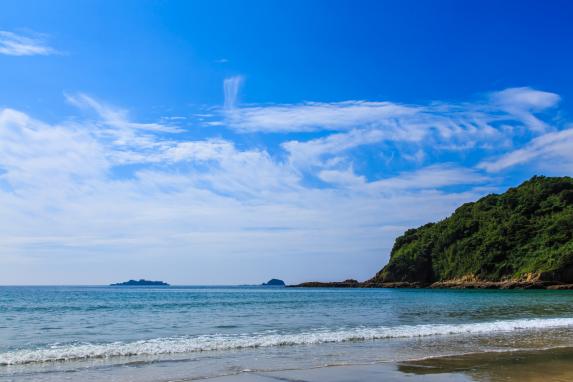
xmin=110 ymin=279 xmax=170 ymax=286
xmin=292 ymin=279 xmax=359 ymax=288
xmin=262 ymin=278 xmax=286 ymax=286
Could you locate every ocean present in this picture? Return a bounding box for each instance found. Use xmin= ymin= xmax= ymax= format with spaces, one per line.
xmin=2 ymin=286 xmax=573 ymax=381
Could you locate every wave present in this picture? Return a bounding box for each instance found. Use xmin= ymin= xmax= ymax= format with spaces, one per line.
xmin=2 ymin=317 xmax=573 ymax=366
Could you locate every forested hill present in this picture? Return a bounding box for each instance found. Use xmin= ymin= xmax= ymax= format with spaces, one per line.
xmin=370 ymin=176 xmax=573 ymax=285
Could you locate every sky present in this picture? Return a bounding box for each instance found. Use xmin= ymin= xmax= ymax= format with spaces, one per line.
xmin=1 ymin=0 xmax=573 ymax=285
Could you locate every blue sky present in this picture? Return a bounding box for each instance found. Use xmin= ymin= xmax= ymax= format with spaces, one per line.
xmin=1 ymin=0 xmax=572 ymax=284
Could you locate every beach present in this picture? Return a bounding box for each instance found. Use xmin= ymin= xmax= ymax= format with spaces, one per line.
xmin=2 ymin=1 xmax=572 ymax=380
xmin=208 ymin=347 xmax=573 ymax=382
xmin=2 ymin=286 xmax=573 ymax=381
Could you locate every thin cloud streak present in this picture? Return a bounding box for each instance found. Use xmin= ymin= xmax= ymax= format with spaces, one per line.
xmin=0 ymin=31 xmax=57 ymax=56
xmin=479 ymin=127 xmax=573 ymax=172
xmin=223 ymin=87 xmax=559 ymax=134
xmin=224 ymin=76 xmax=244 ymax=109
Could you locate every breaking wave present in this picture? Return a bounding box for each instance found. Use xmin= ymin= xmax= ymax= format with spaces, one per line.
xmin=2 ymin=317 xmax=573 ymax=365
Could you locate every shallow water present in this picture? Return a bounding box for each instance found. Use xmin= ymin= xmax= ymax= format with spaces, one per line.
xmin=1 ymin=286 xmax=573 ymax=381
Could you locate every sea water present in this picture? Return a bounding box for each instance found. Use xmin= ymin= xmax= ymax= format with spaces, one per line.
xmin=2 ymin=286 xmax=573 ymax=381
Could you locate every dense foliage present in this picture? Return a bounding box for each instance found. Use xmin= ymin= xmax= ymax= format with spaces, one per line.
xmin=375 ymin=176 xmax=573 ymax=283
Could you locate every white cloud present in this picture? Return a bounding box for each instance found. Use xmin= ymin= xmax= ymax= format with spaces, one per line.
xmin=0 ymin=95 xmax=495 ymax=284
xmin=490 ymin=87 xmax=560 ymax=132
xmin=0 ymin=87 xmax=569 ymax=284
xmin=0 ymin=31 xmax=57 ymax=56
xmin=165 ymin=140 xmax=235 ymax=162
xmin=224 ymin=76 xmax=243 ymax=109
xmin=318 ymin=164 xmax=487 ymax=192
xmin=318 ymin=167 xmax=366 ymax=187
xmin=491 ymin=87 xmax=560 ymax=111
xmin=222 ymin=88 xmax=559 ymax=137
xmin=0 ymin=108 xmax=106 ymax=190
xmin=66 ymin=93 xmax=182 ymax=133
xmin=226 ymin=101 xmax=413 ymax=132
xmin=369 ymin=165 xmax=489 ymax=191
xmin=402 ymin=149 xmax=426 ymax=164
xmin=64 ymin=93 xmax=188 ymax=165
xmin=282 ymin=129 xmax=386 ymax=168
xmin=479 ymin=127 xmax=573 ymax=172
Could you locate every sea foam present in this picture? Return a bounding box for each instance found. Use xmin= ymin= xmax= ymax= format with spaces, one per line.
xmin=2 ymin=317 xmax=573 ymax=365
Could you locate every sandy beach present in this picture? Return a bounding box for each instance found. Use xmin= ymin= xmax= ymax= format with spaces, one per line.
xmin=205 ymin=347 xmax=573 ymax=382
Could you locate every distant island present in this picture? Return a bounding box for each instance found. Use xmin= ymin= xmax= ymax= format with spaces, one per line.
xmin=292 ymin=176 xmax=573 ymax=290
xmin=110 ymin=279 xmax=169 ymax=286
xmin=262 ymin=278 xmax=286 ymax=286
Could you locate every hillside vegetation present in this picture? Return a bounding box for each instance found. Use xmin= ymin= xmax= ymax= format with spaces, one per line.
xmin=372 ymin=176 xmax=573 ymax=284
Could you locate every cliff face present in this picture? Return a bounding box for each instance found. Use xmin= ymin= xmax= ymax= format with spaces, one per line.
xmin=369 ymin=176 xmax=573 ymax=285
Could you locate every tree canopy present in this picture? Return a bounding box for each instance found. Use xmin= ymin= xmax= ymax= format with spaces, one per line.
xmin=374 ymin=176 xmax=573 ymax=283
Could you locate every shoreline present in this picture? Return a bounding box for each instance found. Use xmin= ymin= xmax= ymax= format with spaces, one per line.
xmin=202 ymin=346 xmax=573 ymax=381
xmin=4 ymin=286 xmax=573 ymax=382
xmin=290 ymin=280 xmax=573 ymax=289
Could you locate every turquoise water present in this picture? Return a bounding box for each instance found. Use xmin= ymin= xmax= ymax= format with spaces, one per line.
xmin=2 ymin=286 xmax=573 ymax=381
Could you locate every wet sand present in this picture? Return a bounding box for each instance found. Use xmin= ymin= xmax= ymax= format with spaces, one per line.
xmin=204 ymin=347 xmax=573 ymax=382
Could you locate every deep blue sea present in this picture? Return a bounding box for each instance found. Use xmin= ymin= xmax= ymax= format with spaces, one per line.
xmin=2 ymin=286 xmax=573 ymax=381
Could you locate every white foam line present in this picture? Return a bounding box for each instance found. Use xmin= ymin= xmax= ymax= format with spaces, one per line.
xmin=2 ymin=317 xmax=573 ymax=365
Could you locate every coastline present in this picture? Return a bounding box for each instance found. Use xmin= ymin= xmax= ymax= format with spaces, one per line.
xmin=203 ymin=346 xmax=573 ymax=382
xmin=290 ymin=280 xmax=573 ymax=289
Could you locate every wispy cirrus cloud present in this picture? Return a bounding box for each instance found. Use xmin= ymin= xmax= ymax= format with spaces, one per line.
xmin=223 ymin=76 xmax=243 ymax=109
xmin=282 ymin=128 xmax=387 ymax=168
xmin=369 ymin=164 xmax=489 ymax=191
xmin=223 ymin=87 xmax=559 ymax=136
xmin=479 ymin=127 xmax=573 ymax=173
xmin=225 ymin=100 xmax=413 ymax=132
xmin=0 ymin=86 xmax=570 ymax=284
xmin=0 ymin=30 xmax=57 ymax=56
xmin=490 ymin=87 xmax=561 ymax=132
xmin=219 ymin=87 xmax=562 ymax=181
xmin=318 ymin=164 xmax=488 ymax=192
xmin=66 ymin=93 xmax=182 ymax=134
xmin=0 ymin=93 xmax=495 ymax=284
xmin=64 ymin=93 xmax=184 ymax=164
